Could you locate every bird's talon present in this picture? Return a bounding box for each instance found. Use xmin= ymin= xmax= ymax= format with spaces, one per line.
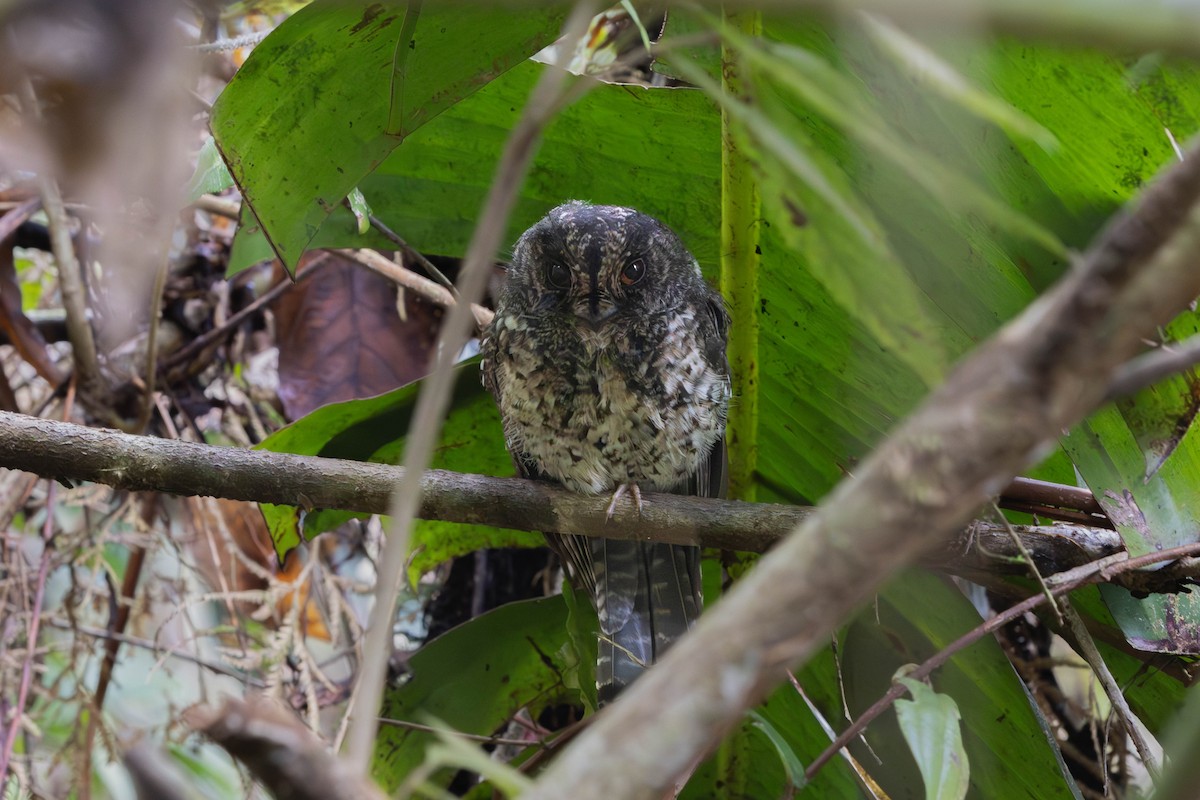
xmin=605 ymin=483 xmax=643 ymax=521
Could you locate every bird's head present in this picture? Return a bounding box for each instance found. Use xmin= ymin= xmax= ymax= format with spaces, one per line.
xmin=504 ymin=201 xmax=703 ymax=328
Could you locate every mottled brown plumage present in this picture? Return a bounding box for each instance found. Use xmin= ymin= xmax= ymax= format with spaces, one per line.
xmin=480 ymin=201 xmax=730 ymax=702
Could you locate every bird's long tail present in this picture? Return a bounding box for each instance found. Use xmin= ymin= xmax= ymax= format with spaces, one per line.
xmin=590 ymin=538 xmax=702 ymax=705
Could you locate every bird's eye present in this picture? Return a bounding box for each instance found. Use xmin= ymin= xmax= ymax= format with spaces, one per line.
xmin=546 ymin=263 xmax=571 ymax=289
xmin=621 ymin=258 xmax=646 ymax=286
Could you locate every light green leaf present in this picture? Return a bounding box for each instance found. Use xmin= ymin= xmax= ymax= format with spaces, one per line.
xmin=184 ymin=135 xmax=235 ymax=203
xmin=347 ymin=186 xmax=372 ymax=234
xmin=895 ymin=677 xmax=969 ymax=800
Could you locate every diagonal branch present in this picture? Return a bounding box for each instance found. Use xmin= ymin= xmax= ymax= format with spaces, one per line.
xmin=518 ymin=136 xmax=1200 ymax=799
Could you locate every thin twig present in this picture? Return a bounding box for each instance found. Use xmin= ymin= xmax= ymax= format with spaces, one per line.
xmin=376 ymin=717 xmax=547 ymax=748
xmin=16 ymin=73 xmax=104 ymax=403
xmin=0 ymin=197 xmax=41 ymax=242
xmin=366 ymin=213 xmax=457 ymax=292
xmin=159 ymin=254 xmax=330 ymax=374
xmin=0 ymin=484 xmax=56 ymax=794
xmin=804 ymin=542 xmax=1200 ymax=781
xmin=42 ymin=618 xmax=263 ymax=685
xmin=1106 ymin=332 xmax=1200 ymax=401
xmin=194 ymin=194 xmax=242 ymax=219
xmin=83 ymin=496 xmax=158 ymax=776
xmin=992 ymin=501 xmax=1061 ymax=623
xmin=122 ymin=256 xmax=170 ymax=434
xmin=342 ymin=1 xmax=600 ymax=773
xmin=334 ymin=248 xmax=494 ymax=328
xmin=1059 ymin=600 xmax=1162 ymax=784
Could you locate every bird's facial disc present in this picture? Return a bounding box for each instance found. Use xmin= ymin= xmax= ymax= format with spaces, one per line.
xmin=519 ymin=202 xmax=668 ymax=328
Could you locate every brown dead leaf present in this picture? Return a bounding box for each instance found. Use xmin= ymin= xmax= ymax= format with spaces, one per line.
xmin=273 ymin=252 xmax=440 ymax=420
xmin=183 ymin=495 xmax=330 ymax=641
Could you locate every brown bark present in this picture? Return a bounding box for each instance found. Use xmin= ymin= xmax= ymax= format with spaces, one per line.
xmin=0 ymin=411 xmax=1192 ymax=593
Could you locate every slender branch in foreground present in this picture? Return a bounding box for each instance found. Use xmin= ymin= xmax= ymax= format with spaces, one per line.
xmin=518 ymin=136 xmax=1200 ymax=798
xmin=1059 ymin=600 xmax=1161 ymax=782
xmin=343 ymin=2 xmax=599 ymax=772
xmin=1106 ymin=331 xmax=1200 ymax=401
xmin=804 ymin=541 xmax=1200 ymax=781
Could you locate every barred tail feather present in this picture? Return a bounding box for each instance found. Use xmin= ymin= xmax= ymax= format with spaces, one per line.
xmin=593 ymin=538 xmax=702 ymax=705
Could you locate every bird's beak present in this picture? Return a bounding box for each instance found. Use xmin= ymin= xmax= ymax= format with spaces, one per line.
xmin=574 ymin=300 xmax=618 ymax=328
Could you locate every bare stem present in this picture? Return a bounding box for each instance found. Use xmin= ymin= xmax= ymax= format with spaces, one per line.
xmin=341 ymin=1 xmax=600 ymax=773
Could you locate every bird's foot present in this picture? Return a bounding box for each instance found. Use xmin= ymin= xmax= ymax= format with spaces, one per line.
xmin=605 ymin=483 xmax=643 ymax=521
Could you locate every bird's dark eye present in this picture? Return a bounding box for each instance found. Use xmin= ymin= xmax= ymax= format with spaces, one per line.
xmin=546 ymin=263 xmax=571 ymax=289
xmin=621 ymin=258 xmax=646 ymax=286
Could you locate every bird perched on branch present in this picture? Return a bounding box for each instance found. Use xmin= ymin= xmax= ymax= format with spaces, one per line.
xmin=481 ymin=202 xmax=730 ymax=703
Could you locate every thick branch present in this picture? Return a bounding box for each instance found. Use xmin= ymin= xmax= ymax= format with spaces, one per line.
xmin=520 ymin=139 xmax=1200 ymax=798
xmin=185 ymin=697 xmax=386 ymax=800
xmin=1 ymin=411 xmax=1194 ymax=593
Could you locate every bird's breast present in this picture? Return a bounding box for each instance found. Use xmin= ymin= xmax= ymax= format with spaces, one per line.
xmin=491 ymin=310 xmax=729 ymax=495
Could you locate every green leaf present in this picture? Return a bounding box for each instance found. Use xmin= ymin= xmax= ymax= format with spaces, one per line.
xmin=726 ymin=14 xmax=1065 ymax=258
xmin=370 ymin=596 xmax=579 ymax=792
xmin=1062 ymin=310 xmax=1200 ymax=654
xmin=560 ymin=585 xmax=599 ymax=713
xmin=856 ymin=13 xmax=1058 ymax=152
xmin=748 ymin=710 xmax=808 ymax=794
xmin=212 ymin=0 xmax=566 ymax=270
xmin=185 ymin=135 xmax=236 ymax=203
xmin=227 ymin=57 xmax=722 ymax=273
xmin=895 ymin=677 xmax=969 ymax=800
xmin=405 ymin=722 xmax=534 ymax=798
xmin=347 ymin=186 xmax=372 ymax=234
xmin=255 ymin=363 xmax=539 ymax=566
xmin=838 ymin=571 xmax=1080 ymax=798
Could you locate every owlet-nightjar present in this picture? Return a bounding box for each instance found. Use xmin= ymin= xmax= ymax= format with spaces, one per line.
xmin=480 ymin=202 xmax=731 ymax=703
